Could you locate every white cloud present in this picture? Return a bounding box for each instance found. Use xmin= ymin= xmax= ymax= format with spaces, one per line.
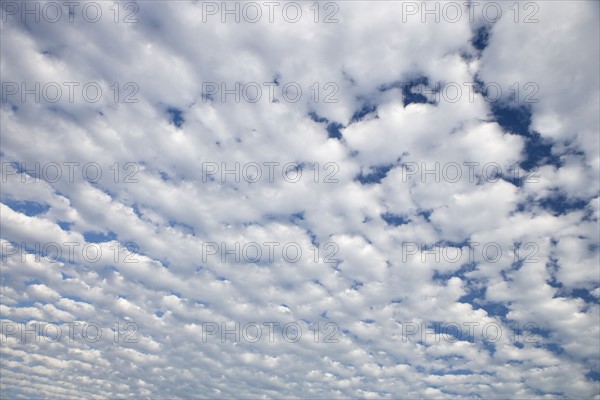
xmin=1 ymin=0 xmax=598 ymax=398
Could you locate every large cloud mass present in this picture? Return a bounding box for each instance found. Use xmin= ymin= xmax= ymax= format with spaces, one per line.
xmin=1 ymin=1 xmax=599 ymax=398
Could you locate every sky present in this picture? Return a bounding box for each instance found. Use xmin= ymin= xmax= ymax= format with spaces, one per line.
xmin=0 ymin=0 xmax=599 ymax=398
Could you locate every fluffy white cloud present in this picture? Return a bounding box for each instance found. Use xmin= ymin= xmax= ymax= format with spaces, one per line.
xmin=1 ymin=0 xmax=598 ymax=398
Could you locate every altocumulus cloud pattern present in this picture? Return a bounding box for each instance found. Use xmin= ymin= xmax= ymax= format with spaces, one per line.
xmin=0 ymin=1 xmax=599 ymax=398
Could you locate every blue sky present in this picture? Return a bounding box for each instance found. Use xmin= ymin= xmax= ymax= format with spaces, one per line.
xmin=1 ymin=1 xmax=599 ymax=398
